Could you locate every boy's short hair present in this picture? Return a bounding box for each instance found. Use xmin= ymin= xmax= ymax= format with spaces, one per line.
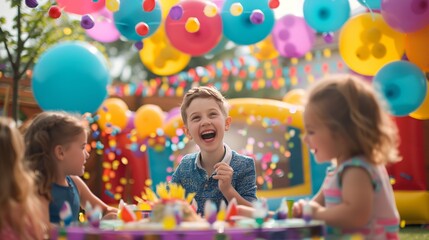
xmin=180 ymin=86 xmax=229 ymax=124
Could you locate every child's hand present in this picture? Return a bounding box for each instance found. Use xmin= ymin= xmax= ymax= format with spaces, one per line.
xmin=213 ymin=162 xmax=234 ymax=193
xmin=292 ymin=199 xmax=306 ymax=218
xmin=102 ymin=207 xmax=118 ymax=220
xmin=292 ymin=199 xmax=321 ymax=218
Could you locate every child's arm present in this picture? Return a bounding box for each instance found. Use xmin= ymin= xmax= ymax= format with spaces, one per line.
xmin=70 ymin=176 xmax=118 ymax=219
xmin=312 ymin=167 xmax=374 ymax=228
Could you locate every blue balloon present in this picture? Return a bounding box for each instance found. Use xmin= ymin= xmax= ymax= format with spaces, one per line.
xmin=373 ymin=61 xmax=427 ymax=116
xmin=221 ymin=0 xmax=275 ymax=45
xmin=303 ymin=0 xmax=350 ymax=33
xmin=32 ymin=42 xmax=110 ymax=114
xmin=114 ymin=0 xmax=162 ymax=41
xmin=358 ymin=0 xmax=381 ymax=10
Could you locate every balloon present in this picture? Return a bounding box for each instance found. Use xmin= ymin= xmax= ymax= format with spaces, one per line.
xmin=165 ymin=0 xmax=222 ymax=56
xmin=134 ymin=104 xmax=164 ymax=138
xmin=373 ymin=61 xmax=427 ymax=116
xmin=207 ymin=35 xmax=229 ymax=55
xmin=303 ymin=0 xmax=350 ymax=33
xmin=410 ymin=84 xmax=429 ymax=120
xmin=213 ymin=0 xmax=225 ymax=10
xmin=221 ymin=0 xmax=275 ymax=45
xmin=163 ymin=115 xmax=184 ymax=138
xmin=86 ymin=8 xmax=120 ymax=43
xmin=159 ymin=0 xmax=180 ymax=18
xmin=381 ymin=0 xmax=429 ymax=33
xmin=272 ymin=15 xmax=316 ymax=58
xmin=405 ymin=25 xmax=429 ymax=71
xmin=250 ymin=35 xmax=279 ymax=60
xmin=114 ymin=0 xmax=162 ymax=41
xmin=141 ymin=27 xmax=191 ymax=76
xmin=56 ymin=0 xmax=105 ymax=15
xmin=282 ymin=89 xmax=306 ymax=106
xmin=339 ymin=13 xmax=405 ymax=76
xmin=358 ymin=0 xmax=381 ymax=10
xmin=97 ymin=98 xmax=129 ymax=130
xmin=165 ymin=107 xmax=181 ymax=122
xmin=123 ymin=111 xmax=136 ymax=132
xmin=32 ymin=42 xmax=109 ymax=114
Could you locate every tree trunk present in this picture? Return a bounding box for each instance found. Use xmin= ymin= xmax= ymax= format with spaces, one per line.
xmin=12 ymin=75 xmax=19 ymax=121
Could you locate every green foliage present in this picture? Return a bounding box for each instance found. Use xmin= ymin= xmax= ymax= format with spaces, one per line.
xmin=0 ymin=0 xmax=93 ymax=78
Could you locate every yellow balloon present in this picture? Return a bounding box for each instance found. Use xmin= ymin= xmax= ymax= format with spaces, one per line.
xmin=134 ymin=104 xmax=164 ymax=138
xmin=410 ymin=84 xmax=429 ymax=120
xmin=250 ymin=36 xmax=279 ymax=61
xmin=282 ymin=89 xmax=306 ymax=106
xmin=141 ymin=26 xmax=191 ymax=76
xmin=339 ymin=13 xmax=405 ymax=76
xmin=405 ymin=25 xmax=429 ymax=72
xmin=97 ymin=98 xmax=129 ymax=130
xmin=159 ymin=0 xmax=180 ymax=18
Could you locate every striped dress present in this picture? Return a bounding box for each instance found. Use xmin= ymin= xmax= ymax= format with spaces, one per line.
xmin=323 ymin=157 xmax=399 ymax=239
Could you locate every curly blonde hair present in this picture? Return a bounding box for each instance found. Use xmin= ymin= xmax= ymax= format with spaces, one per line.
xmin=24 ymin=111 xmax=88 ymax=201
xmin=180 ymin=86 xmax=230 ymax=124
xmin=305 ymin=75 xmax=401 ymax=165
xmin=0 ymin=117 xmax=45 ymax=239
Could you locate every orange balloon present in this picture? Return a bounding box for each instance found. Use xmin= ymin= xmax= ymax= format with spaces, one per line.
xmin=339 ymin=13 xmax=405 ymax=76
xmin=163 ymin=115 xmax=184 ymax=138
xmin=97 ymin=98 xmax=129 ymax=130
xmin=134 ymin=104 xmax=164 ymax=138
xmin=405 ymin=25 xmax=429 ymax=72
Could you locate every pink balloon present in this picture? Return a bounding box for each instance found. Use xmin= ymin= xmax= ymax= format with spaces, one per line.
xmin=165 ymin=107 xmax=181 ymax=122
xmin=381 ymin=0 xmax=429 ymax=33
xmin=165 ymin=0 xmax=222 ymax=56
xmin=86 ymin=8 xmax=120 ymax=43
xmin=56 ymin=0 xmax=105 ymax=15
xmin=212 ymin=0 xmax=225 ymax=10
xmin=272 ymin=15 xmax=316 ymax=58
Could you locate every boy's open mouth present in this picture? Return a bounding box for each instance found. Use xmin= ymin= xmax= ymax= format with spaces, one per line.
xmin=201 ymin=130 xmax=216 ymax=140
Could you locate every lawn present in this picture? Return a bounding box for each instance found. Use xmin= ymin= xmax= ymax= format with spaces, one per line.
xmin=399 ymin=225 xmax=429 ymax=240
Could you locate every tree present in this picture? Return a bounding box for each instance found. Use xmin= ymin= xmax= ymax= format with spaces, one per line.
xmin=0 ymin=0 xmax=88 ymax=121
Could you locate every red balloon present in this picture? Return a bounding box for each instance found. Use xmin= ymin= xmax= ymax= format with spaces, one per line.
xmin=143 ymin=0 xmax=156 ymax=12
xmin=269 ymin=0 xmax=280 ymax=9
xmin=56 ymin=0 xmax=105 ymax=15
xmin=165 ymin=0 xmax=222 ymax=56
xmin=135 ymin=22 xmax=150 ymax=36
xmin=48 ymin=6 xmax=61 ymax=19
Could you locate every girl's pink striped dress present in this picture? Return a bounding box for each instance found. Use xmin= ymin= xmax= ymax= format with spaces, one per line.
xmin=323 ymin=157 xmax=400 ymax=240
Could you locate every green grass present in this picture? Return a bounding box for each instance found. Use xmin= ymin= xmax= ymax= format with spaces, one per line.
xmin=399 ymin=226 xmax=429 ymax=240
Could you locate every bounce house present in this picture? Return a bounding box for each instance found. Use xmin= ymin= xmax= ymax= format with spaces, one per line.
xmin=95 ymin=96 xmax=429 ymax=225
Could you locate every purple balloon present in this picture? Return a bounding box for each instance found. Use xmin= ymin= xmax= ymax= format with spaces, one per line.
xmin=322 ymin=32 xmax=334 ymax=43
xmin=123 ymin=111 xmax=136 ymax=132
xmin=25 ymin=0 xmax=38 ymax=8
xmin=250 ymin=9 xmax=265 ymax=24
xmin=134 ymin=41 xmax=144 ymax=50
xmin=381 ymin=0 xmax=429 ymax=33
xmin=169 ymin=5 xmax=183 ymax=21
xmin=272 ymin=15 xmax=316 ymax=58
xmin=81 ymin=15 xmax=95 ymax=29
